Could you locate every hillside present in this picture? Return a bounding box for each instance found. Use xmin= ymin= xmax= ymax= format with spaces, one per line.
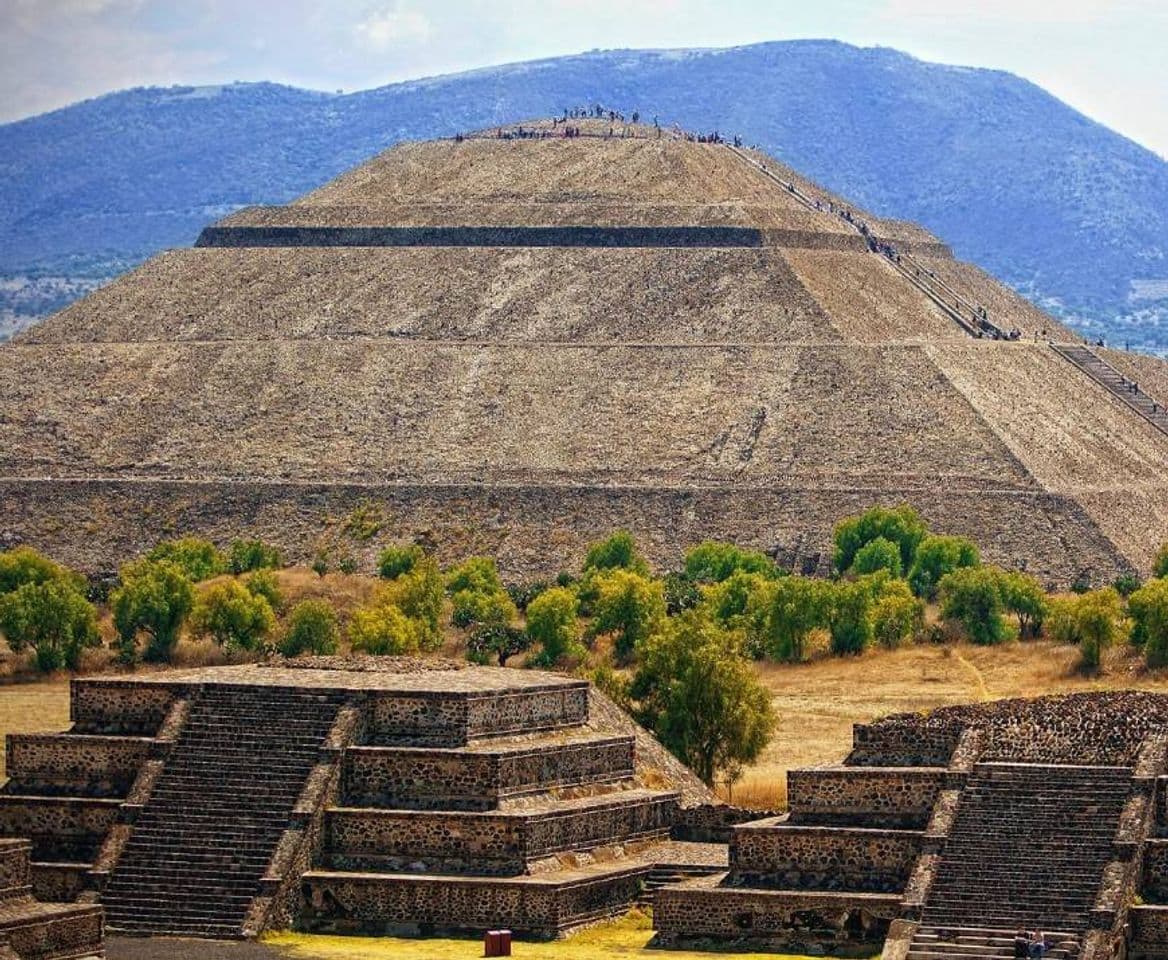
xmin=1 ymin=41 xmax=1166 ymax=348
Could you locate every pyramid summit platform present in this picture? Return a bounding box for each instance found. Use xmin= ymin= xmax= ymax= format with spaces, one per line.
xmin=3 ymin=117 xmax=1166 ymax=585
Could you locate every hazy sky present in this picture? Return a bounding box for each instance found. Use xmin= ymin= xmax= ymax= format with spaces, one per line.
xmin=3 ymin=0 xmax=1166 ymax=158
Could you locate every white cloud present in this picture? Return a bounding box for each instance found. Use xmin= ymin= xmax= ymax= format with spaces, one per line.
xmin=878 ymin=0 xmax=1160 ymax=24
xmin=355 ymin=5 xmax=432 ymax=49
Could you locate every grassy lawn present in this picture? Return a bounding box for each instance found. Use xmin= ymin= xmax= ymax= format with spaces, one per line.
xmin=264 ymin=912 xmax=835 ymax=960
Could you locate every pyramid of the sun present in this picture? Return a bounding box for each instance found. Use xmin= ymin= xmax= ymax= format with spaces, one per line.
xmin=3 ymin=118 xmax=1167 ymax=585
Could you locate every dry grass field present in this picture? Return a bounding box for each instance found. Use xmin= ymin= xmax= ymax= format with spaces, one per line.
xmin=0 ymin=679 xmax=71 ymax=773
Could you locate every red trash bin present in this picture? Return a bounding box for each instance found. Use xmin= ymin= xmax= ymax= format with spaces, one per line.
xmin=484 ymin=930 xmax=501 ymax=957
xmin=499 ymin=930 xmax=513 ymax=956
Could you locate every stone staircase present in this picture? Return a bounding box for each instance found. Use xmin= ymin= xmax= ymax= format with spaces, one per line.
xmin=910 ymin=763 xmax=1133 ymax=960
xmin=100 ymin=685 xmax=347 ymax=938
xmin=1052 ymin=345 xmax=1168 ymax=437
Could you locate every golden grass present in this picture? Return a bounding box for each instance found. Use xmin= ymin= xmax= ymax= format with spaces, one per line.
xmin=724 ymin=640 xmax=1168 ymax=807
xmin=262 ymin=911 xmax=840 ymax=960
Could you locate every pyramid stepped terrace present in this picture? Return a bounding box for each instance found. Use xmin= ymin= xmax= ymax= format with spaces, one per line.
xmin=1 ymin=119 xmax=1166 ymax=586
xmin=0 ymin=659 xmax=728 ymax=939
xmin=657 ymin=692 xmax=1168 ymax=960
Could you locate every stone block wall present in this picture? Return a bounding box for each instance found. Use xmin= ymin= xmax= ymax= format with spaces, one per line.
xmin=69 ymin=680 xmax=178 ymax=736
xmin=848 ymin=724 xmax=960 ymax=768
xmin=1131 ymin=907 xmax=1168 ymax=959
xmin=342 ymin=736 xmax=634 ymax=810
xmin=653 ymin=877 xmax=898 ymax=947
xmin=326 ymin=792 xmax=678 ymax=874
xmin=671 ymin=803 xmax=773 ymax=843
xmin=0 ymin=840 xmax=31 ymax=898
xmin=0 ymin=797 xmax=120 ymax=862
xmin=786 ymin=767 xmax=947 ymax=828
xmin=300 ymin=866 xmax=649 ymax=936
xmin=731 ymin=822 xmax=922 ymax=893
xmin=5 ymin=734 xmax=152 ymax=797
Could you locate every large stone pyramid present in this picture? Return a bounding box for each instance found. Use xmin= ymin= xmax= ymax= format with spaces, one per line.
xmin=3 ymin=118 xmax=1167 ymax=585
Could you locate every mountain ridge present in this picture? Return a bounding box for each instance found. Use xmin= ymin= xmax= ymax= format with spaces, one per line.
xmin=2 ymin=39 xmax=1166 ymax=348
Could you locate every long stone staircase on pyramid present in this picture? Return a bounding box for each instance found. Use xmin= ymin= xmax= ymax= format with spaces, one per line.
xmin=0 ymin=663 xmax=724 ymax=940
xmin=1053 ymin=345 xmax=1168 ymax=437
xmin=100 ymin=685 xmax=348 ymax=937
xmin=908 ymin=763 xmax=1133 ymax=960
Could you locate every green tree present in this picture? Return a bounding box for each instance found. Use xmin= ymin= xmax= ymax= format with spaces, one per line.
xmin=761 ymin=575 xmax=830 ymax=663
xmin=0 ymin=547 xmax=84 ymax=595
xmin=683 ymin=542 xmax=775 ymax=583
xmin=1073 ymin=588 xmax=1128 ymax=670
xmin=0 ymin=579 xmax=99 ymax=671
xmin=630 ymin=609 xmax=777 ymax=786
xmin=827 ymin=578 xmax=876 ymax=655
xmin=939 ymin=566 xmax=1015 ymax=646
xmin=526 ymin=586 xmax=583 ymax=666
xmin=228 ymin=539 xmax=282 ymax=575
xmin=850 ymin=537 xmax=903 ymax=578
xmin=381 ymin=558 xmax=445 ymax=649
xmin=111 ymin=560 xmax=195 ymax=663
xmin=467 ymin=624 xmax=532 ymax=666
xmin=1129 ymin=578 xmax=1168 ymax=667
xmin=527 ymin=586 xmax=584 ymax=668
xmin=907 ymin=534 xmax=980 ymax=600
xmin=1113 ymin=573 xmax=1142 ymax=598
xmin=348 ymin=601 xmax=422 ymax=655
xmin=999 ymin=570 xmax=1048 ymax=639
xmin=589 ymin=569 xmax=667 ymax=661
xmin=833 ymin=505 xmax=928 ymax=576
xmin=583 ymin=531 xmax=650 ymax=577
xmin=872 ymin=578 xmax=925 ymax=648
xmin=278 ymin=600 xmax=340 ymax=657
xmin=377 ymin=544 xmax=425 ymax=580
xmin=190 ymin=580 xmax=275 ymax=652
xmin=244 ymin=569 xmax=283 ymax=613
xmin=147 ymin=537 xmax=226 ymax=583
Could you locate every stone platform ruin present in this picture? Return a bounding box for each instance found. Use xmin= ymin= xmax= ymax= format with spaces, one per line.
xmin=0 ymin=658 xmax=729 ymax=940
xmin=656 ymin=692 xmax=1168 ymax=960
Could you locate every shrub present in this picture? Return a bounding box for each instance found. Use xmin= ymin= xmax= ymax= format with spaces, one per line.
xmin=826 ymin=578 xmax=876 ymax=655
xmin=147 ymin=537 xmax=226 ymax=583
xmin=702 ymin=571 xmax=773 ymax=630
xmin=1130 ymin=578 xmax=1168 ymax=667
xmin=833 ymin=505 xmax=927 ymax=576
xmin=279 ymin=600 xmax=339 ymax=657
xmin=938 ymin=566 xmax=1015 ymax=646
xmin=244 ymin=569 xmax=283 ymax=613
xmin=663 ymin=572 xmax=701 ymax=616
xmin=190 ymin=580 xmax=275 ymax=652
xmin=683 ymin=542 xmax=775 ymax=583
xmin=589 ymin=569 xmax=667 ymax=661
xmin=467 ymin=624 xmax=531 ymax=666
xmin=111 ymin=560 xmax=195 ymax=663
xmin=630 ymin=609 xmax=776 ymax=786
xmin=583 ymin=531 xmax=650 ymax=577
xmin=451 ymin=589 xmax=517 ymax=629
xmin=506 ymin=580 xmax=549 ymax=612
xmin=311 ymin=551 xmax=330 ymax=578
xmin=0 ymin=547 xmax=84 ymax=595
xmin=0 ymin=578 xmax=99 ymax=671
xmin=761 ymin=575 xmax=830 ymax=662
xmin=1154 ymin=544 xmax=1168 ymax=579
xmin=377 ymin=545 xmax=425 ymax=580
xmin=1113 ymin=573 xmax=1142 ymax=598
xmin=446 ymin=556 xmax=505 ymax=596
xmin=999 ymin=570 xmax=1048 ymax=639
xmin=348 ymin=601 xmax=420 ymax=655
xmin=526 ymin=586 xmax=583 ymax=666
xmin=850 ymin=537 xmax=903 ymax=578
xmin=907 ymin=534 xmax=980 ymax=600
xmin=228 ymin=539 xmax=282 ymax=574
xmin=337 ymin=554 xmax=358 ymax=575
xmin=872 ymin=578 xmax=925 ymax=649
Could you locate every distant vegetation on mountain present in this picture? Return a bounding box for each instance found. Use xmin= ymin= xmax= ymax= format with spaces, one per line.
xmin=1 ymin=40 xmax=1166 ymax=348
